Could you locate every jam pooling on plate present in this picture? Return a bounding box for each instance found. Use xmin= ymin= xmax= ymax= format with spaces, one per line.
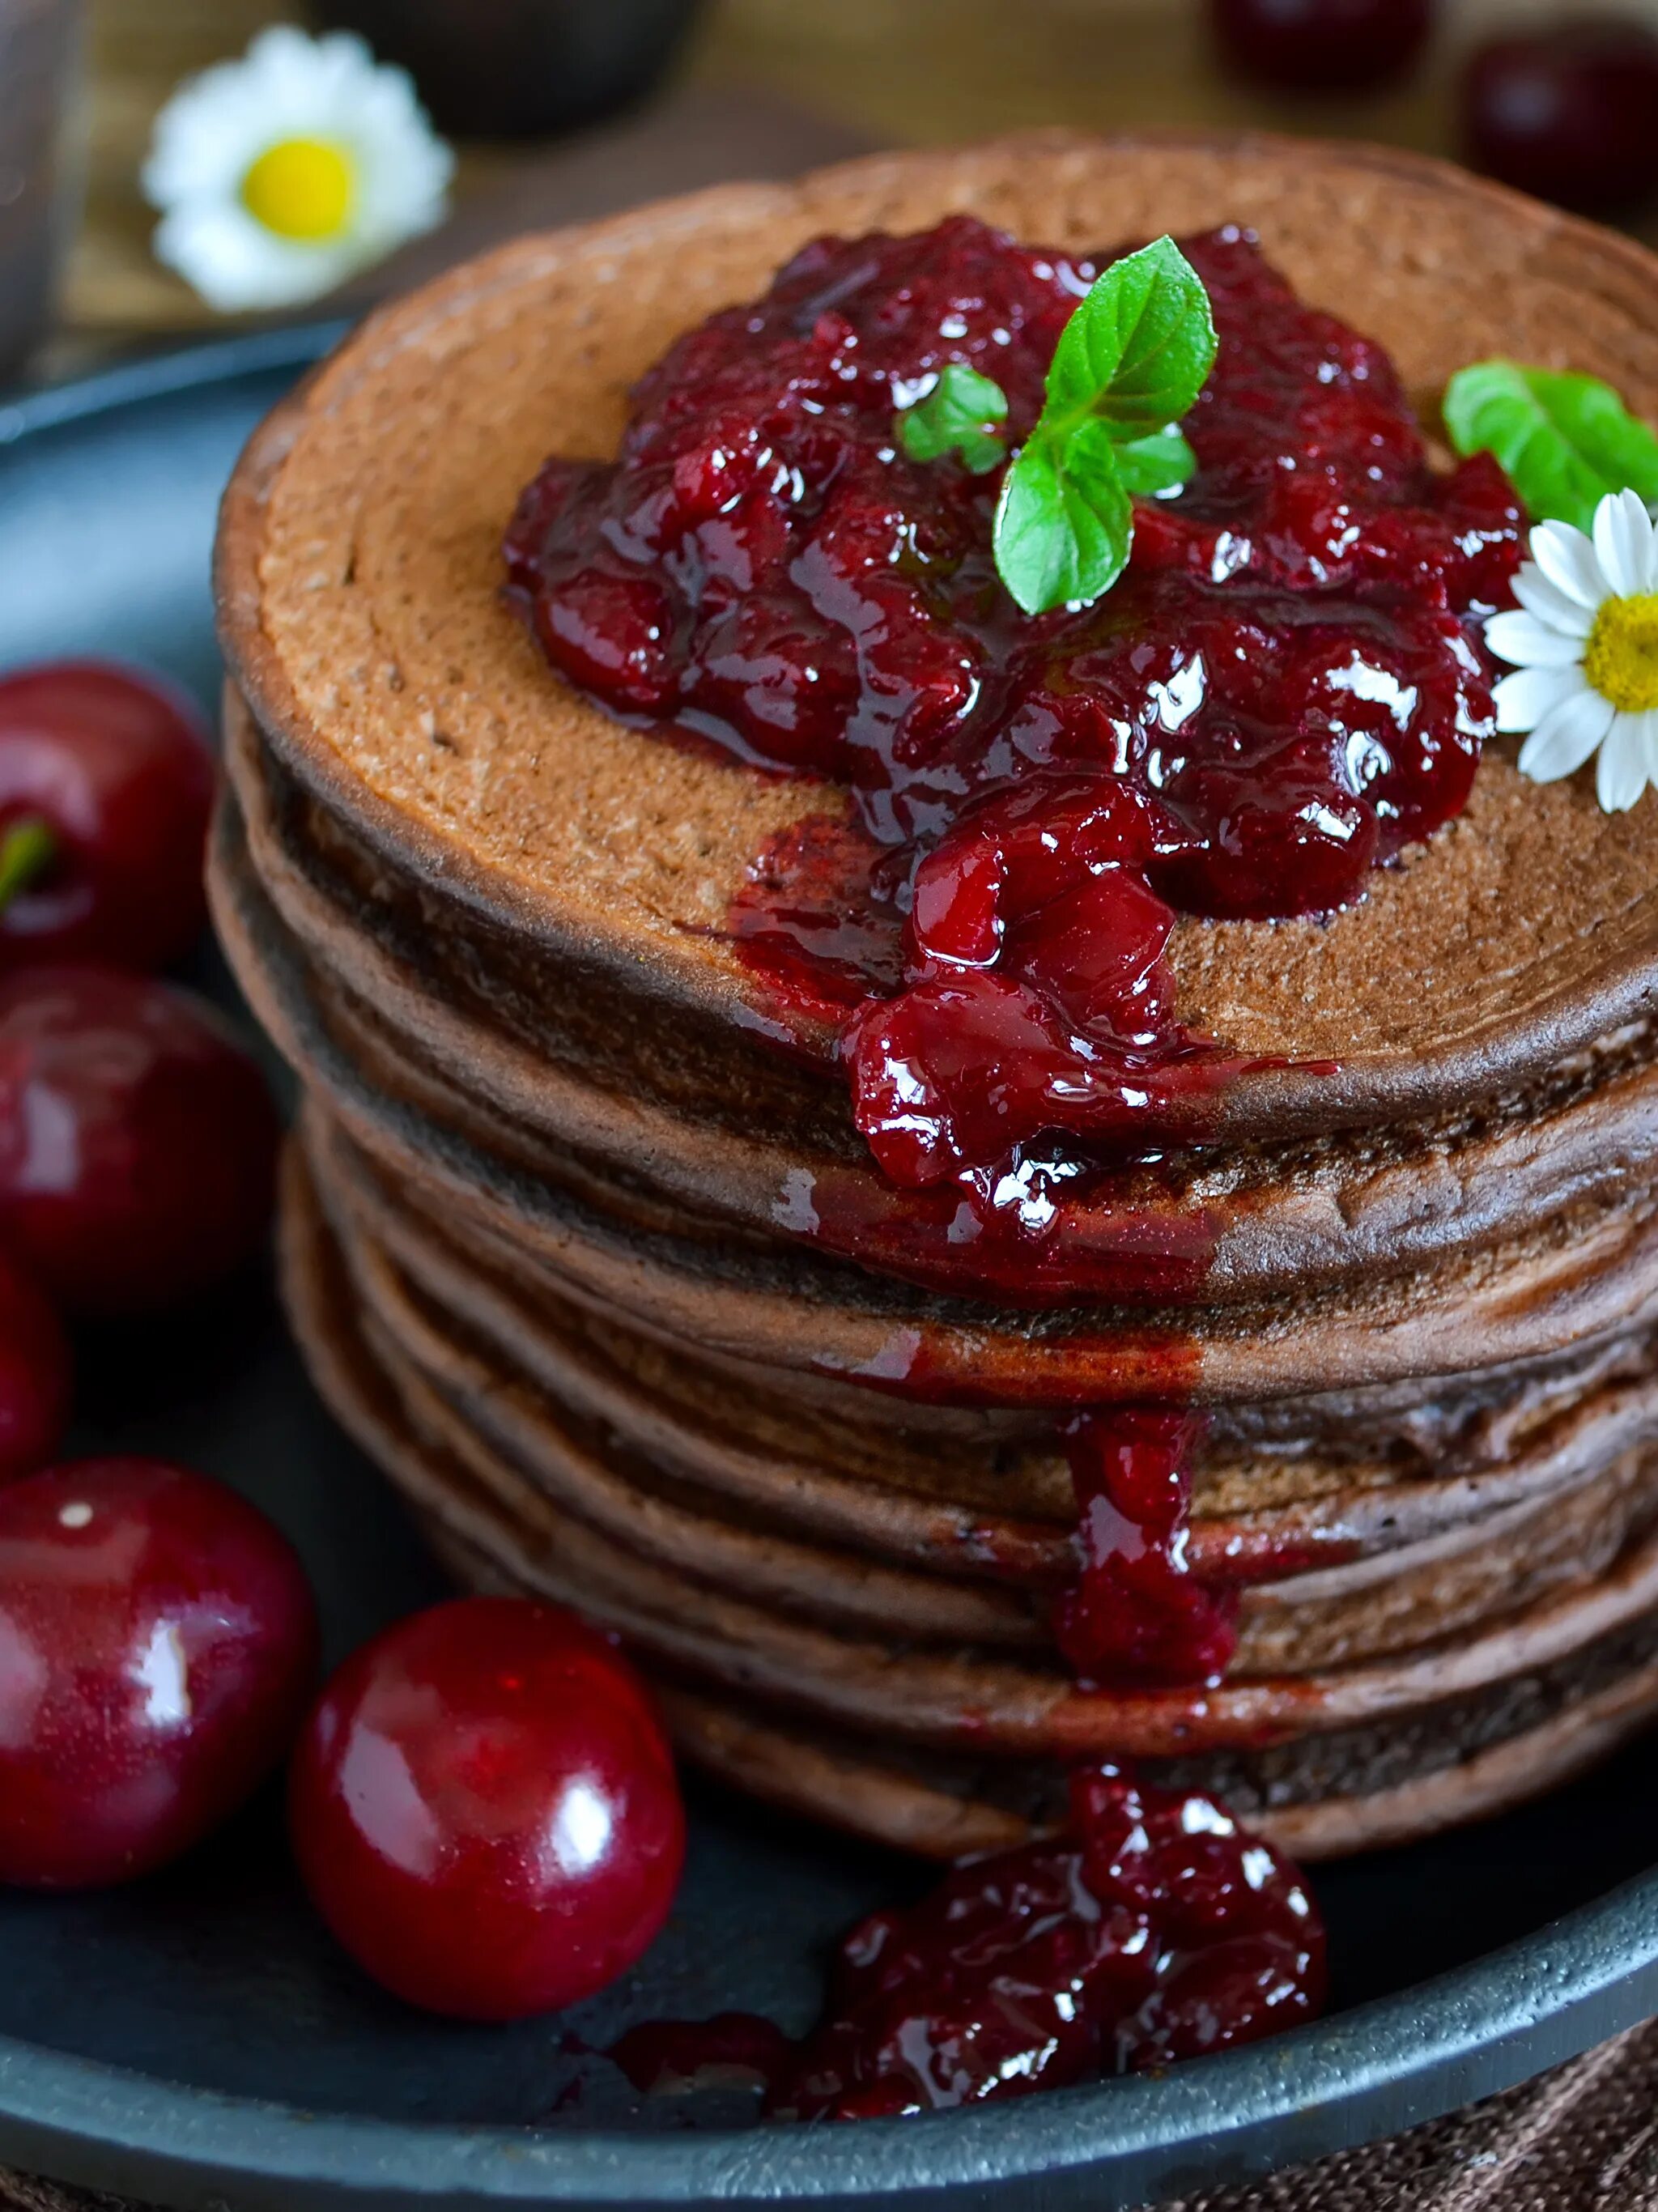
xmin=509 ymin=216 xmax=1515 ymax=2098
xmin=609 ymin=1765 xmax=1324 ymax=2119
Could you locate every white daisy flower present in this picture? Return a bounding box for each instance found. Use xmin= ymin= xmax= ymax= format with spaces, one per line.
xmin=1486 ymin=487 xmax=1658 ymax=815
xmin=142 ymin=27 xmax=454 ymax=313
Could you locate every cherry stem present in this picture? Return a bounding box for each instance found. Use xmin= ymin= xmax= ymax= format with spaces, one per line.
xmin=0 ymin=819 xmax=56 ymax=914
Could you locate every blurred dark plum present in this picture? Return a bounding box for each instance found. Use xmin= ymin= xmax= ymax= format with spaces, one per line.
xmin=1460 ymin=16 xmax=1658 ymax=215
xmin=1210 ymin=0 xmax=1435 ymax=91
xmin=313 ymin=0 xmax=706 ymax=141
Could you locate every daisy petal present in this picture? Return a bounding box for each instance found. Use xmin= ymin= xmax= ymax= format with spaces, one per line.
xmin=1516 ymin=687 xmax=1615 ymax=783
xmin=142 ymin=26 xmax=451 ymax=313
xmin=1596 ymin=715 xmax=1651 ymax=812
xmin=1484 ymin=610 xmax=1587 ymax=667
xmin=1529 ymin=520 xmax=1606 ymax=609
xmin=1631 ymin=708 xmax=1658 ymax=788
xmin=1592 ymin=487 xmax=1658 ymax=599
xmin=1493 ymin=663 xmax=1588 ymax=734
xmin=1511 ymin=564 xmax=1596 ymax=638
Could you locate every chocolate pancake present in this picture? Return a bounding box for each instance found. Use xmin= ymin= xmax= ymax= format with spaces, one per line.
xmin=280 ymin=1137 xmax=1658 ymax=1861
xmin=307 ymin=1127 xmax=1658 ymax=1680
xmin=287 ymin=1120 xmax=1658 ymax=1755
xmin=217 ymin=131 xmax=1658 ymax=1158
xmin=215 ymin=130 xmax=1658 ymax=1861
xmin=210 ymin=811 xmax=1658 ymax=1418
xmin=222 ymin=690 xmax=1658 ymax=1313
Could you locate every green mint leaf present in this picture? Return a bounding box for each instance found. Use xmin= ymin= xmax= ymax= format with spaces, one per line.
xmin=1043 ymin=236 xmax=1218 ymax=438
xmin=1112 ymin=423 xmax=1199 ymax=498
xmin=895 ymin=362 xmax=1009 ymax=475
xmin=993 ymin=238 xmax=1215 ymax=615
xmin=994 ymin=422 xmax=1132 ymax=617
xmin=1444 ymin=359 xmax=1658 ymax=531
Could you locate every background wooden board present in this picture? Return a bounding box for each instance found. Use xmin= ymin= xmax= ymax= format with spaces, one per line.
xmin=58 ymin=0 xmax=1658 ymax=350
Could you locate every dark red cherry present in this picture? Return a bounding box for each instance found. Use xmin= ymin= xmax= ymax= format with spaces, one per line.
xmin=1210 ymin=0 xmax=1435 ymax=91
xmin=0 ymin=663 xmax=215 ymax=974
xmin=290 ymin=1597 xmax=686 ymax=2020
xmin=0 ymin=1457 xmax=316 ymax=1887
xmin=0 ymin=967 xmax=278 ymax=1313
xmin=1154 ymin=738 xmax=1380 ymax=920
xmin=0 ymin=1249 xmax=70 ymax=1480
xmin=1461 ymin=19 xmax=1658 ymax=214
xmin=1004 ymin=870 xmax=1175 ymax=1042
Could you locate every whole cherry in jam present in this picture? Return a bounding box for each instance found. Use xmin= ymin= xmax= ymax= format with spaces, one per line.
xmin=613 ymin=1765 xmax=1325 ymax=2119
xmin=0 ymin=1457 xmax=317 ymax=1887
xmin=0 ymin=1249 xmax=70 ymax=1482
xmin=0 ymin=967 xmax=279 ymax=1313
xmin=0 ymin=662 xmax=215 ymax=974
xmin=1461 ymin=18 xmax=1658 ymax=214
xmin=290 ymin=1597 xmax=686 ymax=2020
xmin=1210 ymin=0 xmax=1435 ymax=91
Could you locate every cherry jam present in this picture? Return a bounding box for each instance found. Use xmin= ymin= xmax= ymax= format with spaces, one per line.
xmin=610 ymin=1765 xmax=1325 ymax=2119
xmin=510 ymin=219 xmax=1519 ymax=1221
xmin=509 ymin=219 xmax=1517 ymax=1697
xmin=513 ymin=218 xmax=1500 ymax=2088
xmin=1058 ymin=1408 xmax=1238 ymax=1688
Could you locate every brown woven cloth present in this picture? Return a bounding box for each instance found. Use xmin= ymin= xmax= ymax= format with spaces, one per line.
xmin=1161 ymin=2018 xmax=1658 ymax=2211
xmin=3 ymin=2019 xmax=1656 ymax=2212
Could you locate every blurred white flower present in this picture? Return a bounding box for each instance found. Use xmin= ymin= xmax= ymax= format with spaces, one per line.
xmin=142 ymin=26 xmax=453 ymax=313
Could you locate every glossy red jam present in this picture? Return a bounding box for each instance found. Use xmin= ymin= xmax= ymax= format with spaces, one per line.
xmin=1059 ymin=1409 xmax=1237 ymax=1688
xmin=510 ymin=219 xmax=1518 ymax=1223
xmin=610 ymin=1765 xmax=1324 ymax=2118
xmin=509 ymin=215 xmax=1520 ymax=1704
xmin=512 ymin=217 xmax=1501 ymax=2057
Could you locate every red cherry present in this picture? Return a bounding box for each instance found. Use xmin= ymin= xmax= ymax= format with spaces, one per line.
xmin=0 ymin=1249 xmax=69 ymax=1480
xmin=1210 ymin=0 xmax=1435 ymax=91
xmin=1460 ymin=19 xmax=1658 ymax=215
xmin=290 ymin=1597 xmax=686 ymax=2020
xmin=0 ymin=967 xmax=278 ymax=1314
xmin=0 ymin=1457 xmax=317 ymax=1887
xmin=0 ymin=663 xmax=215 ymax=974
xmin=1154 ymin=737 xmax=1380 ymax=921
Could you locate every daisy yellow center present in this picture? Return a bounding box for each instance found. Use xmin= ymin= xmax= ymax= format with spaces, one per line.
xmin=1584 ymin=592 xmax=1658 ymax=715
xmin=240 ymin=138 xmax=355 ymax=242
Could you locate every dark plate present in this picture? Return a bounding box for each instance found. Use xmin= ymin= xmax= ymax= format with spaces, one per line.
xmin=0 ymin=331 xmax=1656 ymax=2212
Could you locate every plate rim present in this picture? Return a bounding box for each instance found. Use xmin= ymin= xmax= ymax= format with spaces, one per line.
xmin=0 ymin=1866 xmax=1650 ymax=2210
xmin=3 ymin=327 xmax=1658 ymax=2211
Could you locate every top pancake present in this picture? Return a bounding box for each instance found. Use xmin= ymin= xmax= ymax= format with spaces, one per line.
xmin=217 ymin=130 xmax=1658 ymax=1139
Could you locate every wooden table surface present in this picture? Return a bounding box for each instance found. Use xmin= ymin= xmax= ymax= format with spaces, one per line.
xmin=63 ymin=0 xmax=1645 ymax=358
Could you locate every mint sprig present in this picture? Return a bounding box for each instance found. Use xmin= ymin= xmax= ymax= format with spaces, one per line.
xmin=994 ymin=236 xmax=1214 ymax=615
xmin=895 ymin=363 xmax=1009 ymax=475
xmin=1113 ymin=422 xmax=1201 ymax=497
xmin=890 ymin=236 xmax=1215 ymax=616
xmin=993 ymin=418 xmax=1132 ymax=618
xmin=1444 ymin=360 xmax=1658 ymax=531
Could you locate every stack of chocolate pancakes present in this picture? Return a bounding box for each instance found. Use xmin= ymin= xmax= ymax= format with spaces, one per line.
xmin=210 ymin=131 xmax=1658 ymax=1863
